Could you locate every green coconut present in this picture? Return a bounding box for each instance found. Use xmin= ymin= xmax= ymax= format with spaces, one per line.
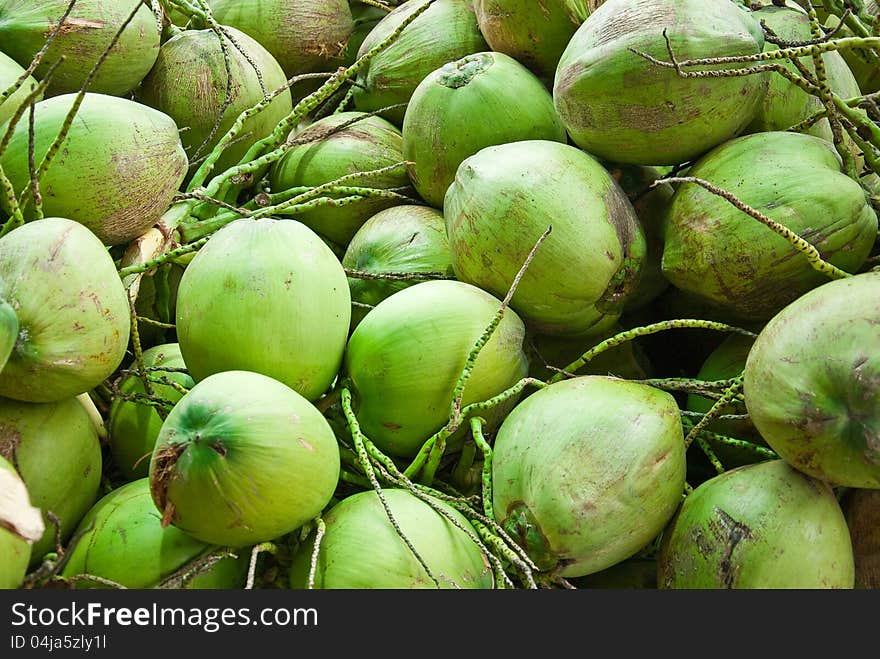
xmin=0 ymin=454 xmax=42 ymax=589
xmin=345 ymin=280 xmax=529 ymax=458
xmin=608 ymin=164 xmax=673 ymax=311
xmin=402 ymin=51 xmax=568 ymax=208
xmin=685 ymin=334 xmax=766 ymax=469
xmin=662 ymin=131 xmax=877 ymax=321
xmin=744 ymin=272 xmax=880 ymax=488
xmin=342 ymin=205 xmax=453 ymax=329
xmin=61 ymin=479 xmax=249 ymax=589
xmin=472 ymin=0 xmax=592 ymax=82
xmin=0 ymin=396 xmax=101 ymax=567
xmin=0 ymin=0 xmax=160 ymax=97
xmin=149 ymin=370 xmax=340 ymax=547
xmin=0 ymin=93 xmax=187 ymax=245
xmin=748 ymin=4 xmax=863 ymax=140
xmin=0 ymin=50 xmax=41 ymax=128
xmin=210 ymin=0 xmax=353 ymax=78
xmin=0 ymin=297 xmax=16 ymax=373
xmin=138 ymin=26 xmax=292 ymax=178
xmin=0 ymin=218 xmax=130 ymax=403
xmin=289 ymin=489 xmax=494 ymax=589
xmin=554 ymin=0 xmax=767 ymax=165
xmin=108 ymin=344 xmax=194 ymax=482
xmin=658 ymin=460 xmax=855 ymax=589
xmin=493 ymin=376 xmax=686 ymax=578
xmin=445 ymin=140 xmax=646 ymax=336
xmin=844 ymin=488 xmax=880 ymax=589
xmin=352 ymin=0 xmax=489 ymax=125
xmin=176 ymin=218 xmax=350 ymax=402
xmin=269 ymin=112 xmax=413 ymax=247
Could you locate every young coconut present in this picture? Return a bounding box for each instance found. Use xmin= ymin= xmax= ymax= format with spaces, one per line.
xmin=61 ymin=479 xmax=248 ymax=589
xmin=0 ymin=94 xmax=188 ymax=245
xmin=402 ymin=51 xmax=568 ymax=208
xmin=352 ymin=0 xmax=489 ymax=125
xmin=341 ymin=205 xmax=453 ymax=330
xmin=209 ymin=0 xmax=354 ymax=79
xmin=472 ymin=0 xmax=592 ymax=82
xmin=0 ymin=0 xmax=160 ymax=97
xmin=345 ymin=280 xmax=529 ymax=458
xmin=0 ymin=50 xmax=41 ymax=128
xmin=0 ymin=455 xmax=43 ymax=589
xmin=743 ymin=272 xmax=880 ymax=488
xmin=268 ymin=112 xmax=413 ymax=247
xmin=149 ymin=371 xmax=340 ymax=548
xmin=175 ymin=218 xmax=350 ymax=402
xmin=662 ymin=132 xmax=877 ymax=321
xmin=137 ymin=26 xmax=292 ymax=178
xmin=553 ymin=0 xmax=767 ymax=165
xmin=0 ymin=396 xmax=101 ymax=567
xmin=0 ymin=218 xmax=130 ymax=403
xmin=108 ymin=344 xmax=194 ymax=482
xmin=289 ymin=489 xmax=494 ymax=589
xmin=444 ymin=140 xmax=646 ymax=337
xmin=492 ymin=376 xmax=686 ymax=578
xmin=658 ymin=460 xmax=855 ymax=589
xmin=844 ymin=489 xmax=880 ymax=589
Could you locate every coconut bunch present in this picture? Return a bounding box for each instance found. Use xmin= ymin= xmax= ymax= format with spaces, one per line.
xmin=1 ymin=0 xmax=879 ymax=593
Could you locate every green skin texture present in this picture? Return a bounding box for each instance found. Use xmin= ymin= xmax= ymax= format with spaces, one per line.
xmin=209 ymin=0 xmax=353 ymax=79
xmin=289 ymin=489 xmax=494 ymax=589
xmin=61 ymin=479 xmax=248 ymax=589
xmin=686 ymin=334 xmax=765 ymax=469
xmin=658 ymin=460 xmax=855 ymax=588
xmin=0 ymin=396 xmax=101 ymax=567
xmin=402 ymin=51 xmax=568 ymax=209
xmin=473 ymin=0 xmax=590 ymax=83
xmin=492 ymin=376 xmax=686 ymax=578
xmin=108 ymin=344 xmax=194 ymax=482
xmin=149 ymin=370 xmax=341 ymax=547
xmin=662 ymin=131 xmax=878 ymax=321
xmin=0 ymin=94 xmax=188 ymax=245
xmin=0 ymin=218 xmax=130 ymax=403
xmin=444 ymin=140 xmax=646 ymax=337
xmin=0 ymin=50 xmax=41 ymax=128
xmin=269 ymin=112 xmax=412 ymax=247
xmin=0 ymin=0 xmax=160 ymax=97
xmin=744 ymin=273 xmax=880 ymax=488
xmin=0 ymin=455 xmax=30 ymax=589
xmin=554 ymin=0 xmax=767 ymax=166
xmin=353 ymin=0 xmax=489 ymax=125
xmin=138 ymin=27 xmax=292 ymax=178
xmin=176 ymin=218 xmax=351 ymax=402
xmin=345 ymin=280 xmax=529 ymax=458
xmin=748 ymin=6 xmax=862 ymax=140
xmin=609 ymin=164 xmax=673 ymax=311
xmin=342 ymin=205 xmax=453 ymax=330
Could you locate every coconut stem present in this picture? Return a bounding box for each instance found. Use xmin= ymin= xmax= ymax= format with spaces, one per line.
xmin=245 ymin=542 xmax=276 ymax=589
xmin=470 ymin=417 xmax=494 ymax=522
xmin=680 ymin=418 xmax=778 ymax=460
xmin=548 ymin=320 xmax=757 ymax=385
xmin=339 ymin=386 xmax=440 ymax=588
xmin=307 ymin=518 xmax=326 ymax=590
xmin=26 ymin=96 xmax=42 ymax=220
xmin=658 ymin=176 xmax=855 ymax=280
xmin=683 ymin=375 xmax=746 ymax=450
xmin=118 ymin=236 xmax=209 ymax=278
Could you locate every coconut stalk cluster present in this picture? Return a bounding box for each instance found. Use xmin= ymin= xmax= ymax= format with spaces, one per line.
xmin=0 ymin=0 xmax=878 ymax=592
